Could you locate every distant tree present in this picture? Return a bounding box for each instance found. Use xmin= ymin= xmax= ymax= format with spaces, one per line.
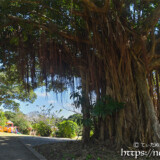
xmin=4 ymin=111 xmax=16 ymax=120
xmin=68 ymin=114 xmax=83 ymax=126
xmin=11 ymin=112 xmax=31 ymax=134
xmin=26 ymin=111 xmax=40 ymax=123
xmin=28 ymin=105 xmax=63 ymax=126
xmin=0 ymin=110 xmax=7 ymax=126
xmin=0 ymin=66 xmax=37 ymax=110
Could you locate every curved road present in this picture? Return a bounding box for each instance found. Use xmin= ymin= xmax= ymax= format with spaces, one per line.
xmin=0 ymin=136 xmax=39 ymax=160
xmin=19 ymin=136 xmax=75 ymax=147
xmin=0 ymin=134 xmax=75 ymax=160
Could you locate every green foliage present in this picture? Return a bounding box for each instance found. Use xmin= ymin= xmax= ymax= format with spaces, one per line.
xmin=0 ymin=110 xmax=7 ymax=126
xmin=10 ymin=112 xmax=31 ymax=134
xmin=32 ymin=123 xmax=38 ymax=130
xmin=68 ymin=114 xmax=83 ymax=136
xmin=92 ymin=95 xmax=125 ymax=119
xmin=0 ymin=67 xmax=37 ymax=110
xmin=4 ymin=111 xmax=16 ymax=120
xmin=36 ymin=121 xmax=52 ymax=137
xmin=57 ymin=120 xmax=78 ymax=138
xmin=86 ymin=154 xmax=92 ymax=160
xmin=68 ymin=114 xmax=83 ymax=126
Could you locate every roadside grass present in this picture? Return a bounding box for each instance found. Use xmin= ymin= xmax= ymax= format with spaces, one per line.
xmin=0 ymin=132 xmax=28 ymax=136
xmin=0 ymin=132 xmax=81 ymax=140
xmin=72 ymin=136 xmax=82 ymax=140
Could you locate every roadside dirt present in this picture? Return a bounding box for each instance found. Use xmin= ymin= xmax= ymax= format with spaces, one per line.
xmin=34 ymin=141 xmax=160 ymax=160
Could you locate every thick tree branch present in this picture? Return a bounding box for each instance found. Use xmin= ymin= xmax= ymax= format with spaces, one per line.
xmin=59 ymin=32 xmax=91 ymax=44
xmin=149 ymin=34 xmax=160 ymax=57
xmin=7 ymin=14 xmax=91 ymax=45
xmin=149 ymin=30 xmax=156 ymax=56
xmin=7 ymin=14 xmax=57 ymax=32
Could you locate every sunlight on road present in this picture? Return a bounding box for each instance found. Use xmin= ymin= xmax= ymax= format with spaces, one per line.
xmin=0 ymin=132 xmax=29 ymax=137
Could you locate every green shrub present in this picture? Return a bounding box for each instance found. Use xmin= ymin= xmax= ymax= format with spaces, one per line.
xmin=36 ymin=121 xmax=52 ymax=137
xmin=57 ymin=120 xmax=78 ymax=138
xmin=32 ymin=123 xmax=38 ymax=130
xmin=0 ymin=111 xmax=7 ymax=127
xmin=11 ymin=112 xmax=31 ymax=134
xmin=22 ymin=128 xmax=30 ymax=135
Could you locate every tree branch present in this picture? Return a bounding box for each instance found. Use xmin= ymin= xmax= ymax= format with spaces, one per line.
xmin=7 ymin=14 xmax=91 ymax=45
xmin=149 ymin=33 xmax=160 ymax=57
xmin=149 ymin=30 xmax=156 ymax=56
xmin=72 ymin=10 xmax=86 ymax=17
xmin=7 ymin=14 xmax=57 ymax=32
xmin=141 ymin=4 xmax=160 ymax=35
xmin=62 ymin=105 xmax=81 ymax=114
xmin=59 ymin=31 xmax=91 ymax=44
xmin=149 ymin=57 xmax=160 ymax=71
xmin=80 ymin=0 xmax=109 ymax=13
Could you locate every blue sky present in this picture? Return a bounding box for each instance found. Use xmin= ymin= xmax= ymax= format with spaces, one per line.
xmin=18 ymin=87 xmax=81 ymax=118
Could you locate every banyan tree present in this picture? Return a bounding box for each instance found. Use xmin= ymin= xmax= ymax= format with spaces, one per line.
xmin=0 ymin=0 xmax=160 ymax=147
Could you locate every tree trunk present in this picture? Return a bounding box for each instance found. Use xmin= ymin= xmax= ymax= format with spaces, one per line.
xmin=133 ymin=62 xmax=160 ymax=142
xmin=80 ymin=70 xmax=91 ymax=143
xmin=100 ymin=118 xmax=105 ymax=141
xmin=156 ymin=71 xmax=160 ymax=121
xmin=91 ymin=56 xmax=156 ymax=147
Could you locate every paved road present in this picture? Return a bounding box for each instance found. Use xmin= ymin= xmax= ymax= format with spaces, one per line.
xmin=0 ymin=134 xmax=76 ymax=160
xmin=0 ymin=136 xmax=39 ymax=160
xmin=19 ymin=136 xmax=75 ymax=147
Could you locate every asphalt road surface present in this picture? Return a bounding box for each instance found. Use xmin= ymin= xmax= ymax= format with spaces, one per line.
xmin=0 ymin=136 xmax=39 ymax=160
xmin=19 ymin=136 xmax=74 ymax=147
xmin=0 ymin=133 xmax=75 ymax=160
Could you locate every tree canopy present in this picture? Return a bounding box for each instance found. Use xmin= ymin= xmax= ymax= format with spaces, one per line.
xmin=0 ymin=0 xmax=160 ymax=146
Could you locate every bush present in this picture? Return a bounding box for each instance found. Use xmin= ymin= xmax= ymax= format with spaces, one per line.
xmin=22 ymin=128 xmax=30 ymax=135
xmin=56 ymin=120 xmax=78 ymax=138
xmin=36 ymin=121 xmax=52 ymax=137
xmin=11 ymin=112 xmax=31 ymax=134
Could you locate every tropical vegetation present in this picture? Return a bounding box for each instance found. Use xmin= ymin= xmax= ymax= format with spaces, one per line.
xmin=0 ymin=0 xmax=160 ymax=149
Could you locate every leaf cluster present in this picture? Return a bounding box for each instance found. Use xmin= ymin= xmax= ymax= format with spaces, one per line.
xmin=56 ymin=120 xmax=78 ymax=138
xmin=92 ymin=95 xmax=125 ymax=119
